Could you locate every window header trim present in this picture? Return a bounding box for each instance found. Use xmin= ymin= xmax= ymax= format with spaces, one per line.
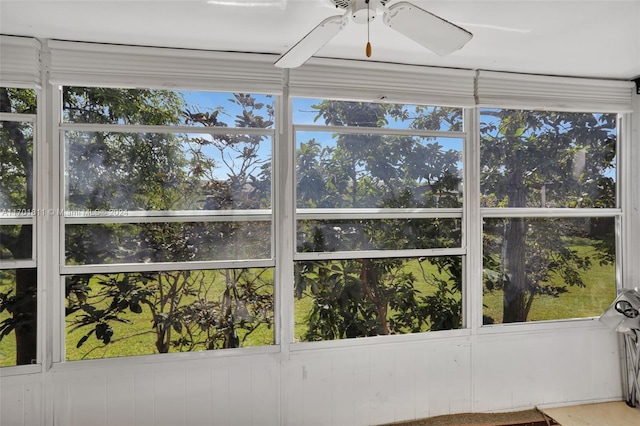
xmin=476 ymin=70 xmax=634 ymax=113
xmin=0 ymin=35 xmax=41 ymax=89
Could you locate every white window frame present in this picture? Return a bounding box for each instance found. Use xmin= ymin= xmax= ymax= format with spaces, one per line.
xmin=1 ymin=39 xmax=633 ymax=370
xmin=0 ymin=35 xmax=43 ymax=375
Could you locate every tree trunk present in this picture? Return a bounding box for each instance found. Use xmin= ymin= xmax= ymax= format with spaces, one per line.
xmin=360 ymin=259 xmax=390 ymax=335
xmin=502 ymin=217 xmax=528 ymax=322
xmin=15 ymin=267 xmax=37 ymax=365
xmin=502 ymin=141 xmax=529 ymax=323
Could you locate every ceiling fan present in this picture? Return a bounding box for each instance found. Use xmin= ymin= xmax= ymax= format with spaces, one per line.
xmin=274 ymin=0 xmax=473 ymax=68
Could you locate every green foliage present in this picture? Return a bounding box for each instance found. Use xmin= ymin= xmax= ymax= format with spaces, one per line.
xmin=62 ymin=90 xmax=275 ymax=356
xmin=0 ymin=87 xmax=278 ymax=362
xmin=480 ymin=109 xmax=617 ymax=322
xmin=66 ymin=268 xmax=273 ymax=357
xmin=0 ymin=86 xmax=621 ymax=362
xmin=295 ymin=100 xmax=464 ymax=340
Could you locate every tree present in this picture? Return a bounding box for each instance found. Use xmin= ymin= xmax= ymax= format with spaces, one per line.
xmin=295 ymin=100 xmax=464 ymax=339
xmin=1 ymin=87 xmax=276 ymax=363
xmin=480 ymin=109 xmax=617 ymax=323
xmin=0 ymin=87 xmax=37 ymax=365
xmin=64 ymin=90 xmax=275 ymax=357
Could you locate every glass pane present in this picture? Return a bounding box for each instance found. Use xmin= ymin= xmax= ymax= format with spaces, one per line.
xmin=296 ymin=133 xmax=462 ymax=209
xmin=65 ymin=268 xmax=274 ymax=360
xmin=297 ymin=218 xmax=461 ymax=252
xmin=293 ymin=98 xmax=462 ymax=131
xmin=0 ymin=225 xmax=33 ymax=260
xmin=480 ymin=109 xmax=617 ymax=208
xmin=483 ymin=217 xmax=616 ymax=324
xmin=65 ymin=222 xmax=271 ymax=265
xmin=65 ymin=132 xmax=271 ymax=211
xmin=0 ymin=121 xmax=33 ymax=209
xmin=294 ymin=256 xmax=462 ymax=341
xmin=0 ymin=88 xmax=36 ymax=114
xmin=0 ymin=268 xmax=37 ymax=367
xmin=63 ymin=88 xmax=274 ymax=128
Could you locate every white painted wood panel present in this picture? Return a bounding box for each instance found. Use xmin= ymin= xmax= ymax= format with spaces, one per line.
xmin=250 ymin=357 xmax=279 ymax=426
xmin=210 ymin=362 xmax=231 ymax=425
xmin=154 ymin=370 xmax=186 ymax=426
xmin=1 ymin=384 xmax=26 ymax=426
xmin=52 ymin=378 xmax=69 ymax=425
xmin=352 ymin=350 xmax=372 ymax=426
xmin=185 ymin=368 xmax=213 ymax=426
xmin=473 ymin=327 xmax=621 ymax=413
xmin=0 ymin=326 xmax=624 ymax=426
xmin=329 ymin=352 xmax=356 ymax=426
xmin=368 ymin=349 xmax=396 ymax=425
xmin=392 ymin=349 xmax=416 ymax=423
xmin=106 ymin=375 xmax=135 ymax=426
xmin=67 ymin=376 xmax=107 ymax=426
xmin=0 ymin=375 xmax=42 ymax=426
xmin=134 ymin=373 xmax=155 ymax=426
xmin=227 ymin=360 xmax=253 ymax=426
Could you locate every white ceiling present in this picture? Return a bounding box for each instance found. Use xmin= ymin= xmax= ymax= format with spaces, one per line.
xmin=1 ymin=0 xmax=639 ymax=80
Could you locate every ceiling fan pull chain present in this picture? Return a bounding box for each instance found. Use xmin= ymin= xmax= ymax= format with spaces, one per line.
xmin=366 ymin=0 xmax=372 ymax=57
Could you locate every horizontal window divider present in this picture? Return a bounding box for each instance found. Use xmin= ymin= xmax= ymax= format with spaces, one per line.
xmin=294 ymin=247 xmax=465 ymax=261
xmin=0 ymin=112 xmax=36 ymax=122
xmin=289 ymin=328 xmax=471 ymax=353
xmin=481 ymin=207 xmax=622 ymax=218
xmin=59 ymin=123 xmax=274 ymax=136
xmin=293 ymin=124 xmax=465 ymax=139
xmin=0 ymin=216 xmax=34 ymax=225
xmin=0 ymin=259 xmax=37 ymax=269
xmin=63 ymin=209 xmax=272 ymax=224
xmin=296 ymin=207 xmax=462 ymax=220
xmin=0 ymin=364 xmax=42 ymax=378
xmin=61 ymin=258 xmax=275 ymax=275
xmin=477 ymin=317 xmax=604 ymax=336
xmin=52 ymin=344 xmax=281 ymax=373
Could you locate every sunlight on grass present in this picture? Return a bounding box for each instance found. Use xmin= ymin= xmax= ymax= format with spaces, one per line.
xmin=65 ymin=269 xmax=275 ymax=361
xmin=293 ymin=257 xmax=462 ymax=341
xmin=0 ymin=239 xmax=619 ymax=365
xmin=483 ymin=239 xmax=616 ymax=324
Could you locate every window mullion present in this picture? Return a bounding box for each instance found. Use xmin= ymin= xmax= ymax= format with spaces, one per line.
xmin=464 ymin=107 xmax=482 ymax=332
xmin=275 ymin=75 xmax=295 ymax=348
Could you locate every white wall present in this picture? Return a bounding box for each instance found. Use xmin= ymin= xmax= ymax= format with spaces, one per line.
xmin=1 ymin=39 xmax=637 ymax=426
xmin=0 ymin=322 xmax=624 ymax=426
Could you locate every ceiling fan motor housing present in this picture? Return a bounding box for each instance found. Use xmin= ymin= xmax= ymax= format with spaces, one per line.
xmin=329 ymin=0 xmax=389 ymax=24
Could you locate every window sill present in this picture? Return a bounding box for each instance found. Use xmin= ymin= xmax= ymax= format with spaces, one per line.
xmin=477 ymin=316 xmax=609 ymax=336
xmin=50 ymin=344 xmax=281 ymax=373
xmin=0 ymin=364 xmax=42 ymax=378
xmin=289 ymin=328 xmax=471 ymax=353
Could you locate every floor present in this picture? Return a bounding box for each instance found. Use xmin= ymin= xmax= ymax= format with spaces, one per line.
xmin=386 ymin=401 xmax=640 ymax=426
xmin=386 ymin=408 xmax=554 ymax=425
xmin=541 ymin=401 xmax=640 ymax=426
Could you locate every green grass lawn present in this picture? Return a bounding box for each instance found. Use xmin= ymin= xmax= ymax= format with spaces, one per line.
xmin=0 ymin=239 xmax=617 ymax=366
xmin=293 ymin=257 xmax=461 ymax=341
xmin=0 ymin=273 xmax=19 ymax=367
xmin=65 ymin=269 xmax=275 ymax=361
xmin=483 ymin=239 xmax=616 ymax=324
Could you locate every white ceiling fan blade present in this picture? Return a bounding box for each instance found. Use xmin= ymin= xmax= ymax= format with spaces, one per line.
xmin=275 ymin=14 xmax=348 ymax=68
xmin=383 ymin=1 xmax=473 ymax=56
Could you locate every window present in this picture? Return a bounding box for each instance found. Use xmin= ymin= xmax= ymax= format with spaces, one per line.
xmin=293 ymin=98 xmax=466 ymax=341
xmin=0 ymin=87 xmax=38 ymax=367
xmin=2 ymin=39 xmax=628 ymax=367
xmin=61 ymin=88 xmax=276 ymax=360
xmin=480 ymin=109 xmax=619 ymax=324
